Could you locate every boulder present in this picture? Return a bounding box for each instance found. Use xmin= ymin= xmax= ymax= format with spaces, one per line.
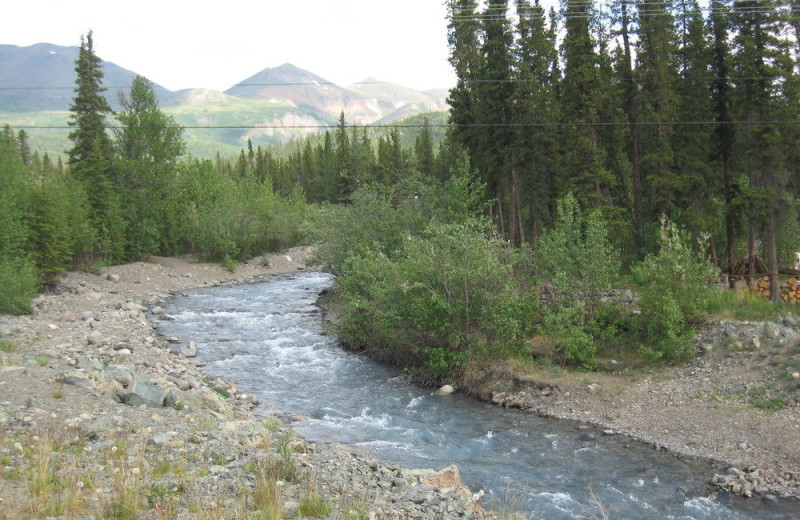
xmin=125 ymin=380 xmax=169 ymax=407
xmin=104 ymin=364 xmax=135 ymax=388
xmin=435 ymin=385 xmax=455 ymax=396
xmin=425 ymin=465 xmax=462 ymax=489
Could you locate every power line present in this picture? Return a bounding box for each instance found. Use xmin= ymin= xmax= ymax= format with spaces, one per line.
xmin=10 ymin=120 xmax=800 ymax=131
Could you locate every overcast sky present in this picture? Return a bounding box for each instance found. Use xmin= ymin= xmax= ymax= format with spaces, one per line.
xmin=2 ymin=0 xmax=467 ymax=92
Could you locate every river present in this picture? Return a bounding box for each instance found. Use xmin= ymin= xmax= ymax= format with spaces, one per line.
xmin=156 ymin=272 xmax=796 ymax=519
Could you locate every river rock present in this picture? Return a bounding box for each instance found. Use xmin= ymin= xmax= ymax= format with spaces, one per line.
xmin=106 ymin=273 xmax=120 ymax=283
xmin=181 ymin=341 xmax=198 ymax=358
xmin=104 ymin=364 xmax=135 ymax=388
xmin=76 ymin=355 xmax=102 ymax=372
xmin=86 ymin=331 xmax=104 ymax=346
xmin=125 ymin=380 xmax=169 ymax=407
xmin=425 ymin=465 xmax=462 ymax=489
xmin=435 ymin=385 xmax=455 ymax=396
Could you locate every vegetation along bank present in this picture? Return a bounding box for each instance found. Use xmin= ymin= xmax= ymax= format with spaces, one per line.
xmin=3 ymin=0 xmax=800 ymax=513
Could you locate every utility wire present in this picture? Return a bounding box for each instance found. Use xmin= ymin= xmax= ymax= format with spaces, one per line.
xmin=11 ymin=120 xmax=800 ymax=131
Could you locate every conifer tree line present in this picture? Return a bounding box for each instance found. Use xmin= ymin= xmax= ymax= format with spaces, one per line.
xmin=0 ymin=32 xmax=308 ymax=313
xmin=446 ymin=0 xmax=800 ymax=279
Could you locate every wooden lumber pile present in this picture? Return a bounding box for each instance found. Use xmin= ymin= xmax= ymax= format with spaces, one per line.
xmin=729 ymin=256 xmax=768 ymax=276
xmin=752 ymin=276 xmax=800 ymax=304
xmin=782 ymin=277 xmax=800 ymax=304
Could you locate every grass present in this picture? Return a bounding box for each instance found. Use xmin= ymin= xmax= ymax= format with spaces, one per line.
xmin=211 ymin=383 xmax=231 ymax=399
xmin=221 ymin=256 xmax=239 ymax=273
xmin=707 ymin=286 xmax=795 ymax=322
xmin=298 ymin=490 xmax=332 ymax=518
xmin=0 ymin=339 xmax=18 ymax=353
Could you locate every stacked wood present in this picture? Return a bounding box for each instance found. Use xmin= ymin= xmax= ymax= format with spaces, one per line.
xmin=783 ymin=277 xmax=800 ymax=305
xmin=729 ymin=256 xmax=768 ymax=276
xmin=752 ymin=276 xmax=800 ymax=304
xmin=753 ymin=276 xmax=772 ymax=299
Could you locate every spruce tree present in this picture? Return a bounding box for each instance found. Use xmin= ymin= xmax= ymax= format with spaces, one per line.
xmin=673 ymin=0 xmax=714 ymax=236
xmin=514 ymin=0 xmax=559 ymax=240
xmin=559 ymin=0 xmax=613 ymax=208
xmin=730 ymin=0 xmax=796 ymax=298
xmin=710 ymin=0 xmax=738 ymax=273
xmin=636 ymin=0 xmax=680 ymax=223
xmin=67 ymin=31 xmax=124 ymax=263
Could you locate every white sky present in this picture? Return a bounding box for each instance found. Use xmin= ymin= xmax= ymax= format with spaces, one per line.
xmin=3 ymin=0 xmax=568 ymax=93
xmin=1 ymin=0 xmax=461 ymax=92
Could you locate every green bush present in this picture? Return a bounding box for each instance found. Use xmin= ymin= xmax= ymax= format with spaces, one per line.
xmin=337 ymin=223 xmax=525 ymax=380
xmin=314 ymin=160 xmax=490 ymax=274
xmin=177 ymin=160 xmax=309 ymax=261
xmin=534 ymin=194 xmax=621 ymax=369
xmin=631 ymin=220 xmax=719 ymax=362
xmin=0 ymin=257 xmax=38 ymax=315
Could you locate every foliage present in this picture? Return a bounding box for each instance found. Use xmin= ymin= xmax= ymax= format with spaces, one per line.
xmin=631 ymin=220 xmax=719 ymax=361
xmin=534 ymin=194 xmax=621 ymax=369
xmin=337 ymin=222 xmax=526 ymax=381
xmin=0 ymin=257 xmax=38 ymax=315
xmin=178 ymin=161 xmax=309 ymax=261
xmin=67 ymin=32 xmax=124 ymax=263
xmin=314 ymin=158 xmax=489 ymax=275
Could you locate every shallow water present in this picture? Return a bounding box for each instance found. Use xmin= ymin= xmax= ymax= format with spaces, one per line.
xmin=157 ymin=272 xmax=797 ymax=519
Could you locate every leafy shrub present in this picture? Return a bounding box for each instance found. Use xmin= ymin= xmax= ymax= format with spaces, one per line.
xmin=336 ymin=223 xmax=524 ymax=381
xmin=0 ymin=257 xmax=38 ymax=314
xmin=314 ymin=161 xmax=490 ymax=274
xmin=534 ymin=194 xmax=621 ymax=369
xmin=177 ymin=160 xmax=309 ymax=261
xmin=631 ymin=219 xmax=719 ymax=362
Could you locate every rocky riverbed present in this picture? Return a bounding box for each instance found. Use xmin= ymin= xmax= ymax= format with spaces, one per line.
xmin=464 ymin=319 xmax=800 ymax=501
xmin=0 ymin=249 xmax=483 ymax=519
xmin=2 ymin=251 xmax=800 ymax=518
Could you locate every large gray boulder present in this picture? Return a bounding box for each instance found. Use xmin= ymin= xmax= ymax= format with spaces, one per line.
xmin=125 ymin=380 xmax=169 ymax=407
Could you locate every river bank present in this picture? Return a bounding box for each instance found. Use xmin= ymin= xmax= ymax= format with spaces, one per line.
xmin=1 ymin=256 xmax=798 ymax=518
xmin=0 ymin=250 xmax=482 ymax=519
xmin=450 ymin=324 xmax=800 ymax=501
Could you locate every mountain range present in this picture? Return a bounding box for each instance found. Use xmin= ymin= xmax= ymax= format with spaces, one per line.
xmin=0 ymin=43 xmax=449 ymax=156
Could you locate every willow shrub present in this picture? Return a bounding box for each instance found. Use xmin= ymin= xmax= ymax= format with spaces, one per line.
xmin=631 ymin=220 xmax=719 ymax=362
xmin=337 ymin=222 xmax=532 ymax=381
xmin=314 ymin=160 xmax=489 ymax=275
xmin=178 ymin=160 xmax=309 ymax=261
xmin=534 ymin=194 xmax=621 ymax=370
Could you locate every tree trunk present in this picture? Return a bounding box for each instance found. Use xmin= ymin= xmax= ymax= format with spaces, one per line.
xmin=747 ymin=225 xmax=756 ymax=289
xmin=767 ymin=202 xmax=780 ymax=301
xmin=621 ymin=2 xmax=644 ymax=257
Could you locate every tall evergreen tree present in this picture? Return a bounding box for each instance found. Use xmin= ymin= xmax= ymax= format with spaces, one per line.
xmin=636 ymin=0 xmax=680 ymax=224
xmin=67 ymin=31 xmax=123 ymax=262
xmin=414 ymin=116 xmax=435 ymax=177
xmin=559 ymin=0 xmax=614 ymax=208
xmin=514 ymin=0 xmax=560 ymax=240
xmin=447 ymin=0 xmax=484 ymax=166
xmin=673 ymin=0 xmax=715 ymax=236
xmin=710 ymin=0 xmax=738 ymax=272
xmin=730 ymin=0 xmax=796 ymax=298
